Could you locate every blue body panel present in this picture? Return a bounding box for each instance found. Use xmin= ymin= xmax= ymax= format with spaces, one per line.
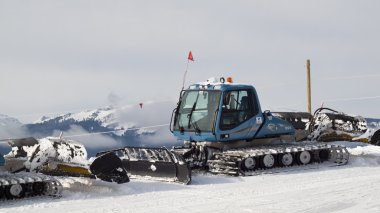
xmin=172 ymin=82 xmax=295 ymax=142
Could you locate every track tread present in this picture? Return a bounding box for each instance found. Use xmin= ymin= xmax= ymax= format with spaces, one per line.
xmin=0 ymin=172 xmax=62 ymax=200
xmin=207 ymin=142 xmax=349 ymax=176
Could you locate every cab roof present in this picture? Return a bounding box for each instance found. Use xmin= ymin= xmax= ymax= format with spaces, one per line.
xmin=187 ymin=77 xmax=254 ymax=91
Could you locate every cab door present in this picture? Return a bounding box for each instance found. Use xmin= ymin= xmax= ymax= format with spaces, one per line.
xmin=217 ymin=89 xmax=262 ymax=141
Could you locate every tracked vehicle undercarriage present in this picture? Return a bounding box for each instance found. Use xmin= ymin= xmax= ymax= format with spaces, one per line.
xmin=0 ymin=172 xmax=62 ymax=200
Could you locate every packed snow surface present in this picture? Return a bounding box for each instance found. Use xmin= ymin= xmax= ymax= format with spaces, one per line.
xmin=2 ymin=142 xmax=380 ymax=213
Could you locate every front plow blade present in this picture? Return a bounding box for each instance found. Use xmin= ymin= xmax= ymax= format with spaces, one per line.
xmin=96 ymin=147 xmax=191 ymax=185
xmin=90 ymin=152 xmax=130 ymax=184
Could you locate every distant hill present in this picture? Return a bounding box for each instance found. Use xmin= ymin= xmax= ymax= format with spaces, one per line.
xmin=366 ymin=118 xmax=380 ymax=129
xmin=0 ymin=102 xmax=178 ymax=156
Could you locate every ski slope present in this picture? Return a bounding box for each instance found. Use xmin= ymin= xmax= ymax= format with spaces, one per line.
xmin=2 ymin=142 xmax=380 ymax=213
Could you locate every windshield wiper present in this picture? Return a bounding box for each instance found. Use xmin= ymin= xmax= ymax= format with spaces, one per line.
xmin=187 ymin=93 xmax=201 ymax=133
xmin=187 ymin=102 xmax=196 ymax=129
xmin=188 ymin=111 xmax=201 ymax=134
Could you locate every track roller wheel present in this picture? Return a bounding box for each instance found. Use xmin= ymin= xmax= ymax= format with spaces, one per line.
xmin=241 ymin=157 xmax=257 ymax=171
xmin=261 ymin=154 xmax=275 ymax=169
xmin=278 ymin=153 xmax=293 ymax=167
xmin=5 ymin=184 xmax=25 ymax=199
xmin=296 ymin=151 xmax=311 ymax=165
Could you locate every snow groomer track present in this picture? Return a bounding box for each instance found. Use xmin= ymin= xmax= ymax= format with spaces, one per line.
xmin=0 ymin=172 xmax=62 ymax=200
xmin=208 ymin=143 xmax=349 ymax=175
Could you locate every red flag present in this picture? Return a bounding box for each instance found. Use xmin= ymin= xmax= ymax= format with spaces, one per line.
xmin=188 ymin=51 xmax=194 ymax=61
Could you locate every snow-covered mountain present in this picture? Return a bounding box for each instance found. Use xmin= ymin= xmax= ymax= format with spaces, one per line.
xmin=0 ymin=114 xmax=26 ymax=154
xmin=366 ymin=118 xmax=380 ymax=129
xmin=30 ymin=106 xmax=127 ymax=135
xmin=0 ymin=113 xmax=25 ymax=140
xmin=25 ymin=107 xmax=146 ymax=154
xmin=0 ymin=102 xmax=177 ymax=156
xmin=0 ymin=113 xmax=22 ymax=127
xmin=34 ymin=106 xmax=119 ymax=128
xmin=24 ymin=103 xmax=177 ymax=156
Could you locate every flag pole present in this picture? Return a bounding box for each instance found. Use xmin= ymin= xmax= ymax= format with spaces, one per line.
xmin=182 ymin=59 xmax=190 ymax=90
xmin=182 ymin=51 xmax=194 ymax=90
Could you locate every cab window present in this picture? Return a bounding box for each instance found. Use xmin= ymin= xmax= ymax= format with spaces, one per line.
xmin=220 ymin=90 xmax=257 ymax=130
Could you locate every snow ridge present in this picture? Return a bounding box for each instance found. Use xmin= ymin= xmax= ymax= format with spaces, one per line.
xmin=34 ymin=106 xmax=119 ymax=129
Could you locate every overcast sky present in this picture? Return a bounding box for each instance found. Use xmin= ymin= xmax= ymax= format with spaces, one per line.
xmin=1 ymin=0 xmax=380 ymax=123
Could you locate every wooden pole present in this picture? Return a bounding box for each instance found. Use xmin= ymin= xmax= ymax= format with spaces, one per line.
xmin=307 ymin=59 xmax=311 ymax=113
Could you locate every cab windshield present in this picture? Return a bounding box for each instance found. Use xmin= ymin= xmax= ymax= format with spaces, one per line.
xmin=174 ymin=90 xmax=221 ymax=132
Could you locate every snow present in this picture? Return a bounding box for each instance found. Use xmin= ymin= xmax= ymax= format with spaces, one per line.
xmin=2 ymin=141 xmax=380 ymax=212
xmin=13 ymin=137 xmax=89 ymax=171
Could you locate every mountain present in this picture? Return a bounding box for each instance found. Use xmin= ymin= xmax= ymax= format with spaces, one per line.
xmin=1 ymin=102 xmax=177 ymax=156
xmin=0 ymin=113 xmax=22 ymax=127
xmin=24 ymin=104 xmax=176 ymax=156
xmin=26 ymin=107 xmax=146 ymax=154
xmin=366 ymin=118 xmax=380 ymax=129
xmin=29 ymin=106 xmax=123 ymax=136
xmin=0 ymin=114 xmax=26 ymax=155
